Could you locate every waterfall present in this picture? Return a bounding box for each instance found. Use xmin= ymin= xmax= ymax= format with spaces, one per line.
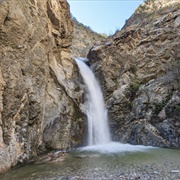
xmin=75 ymin=57 xmax=153 ymax=154
xmin=75 ymin=58 xmax=111 ymax=146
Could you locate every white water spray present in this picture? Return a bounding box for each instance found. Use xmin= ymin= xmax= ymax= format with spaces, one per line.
xmin=75 ymin=58 xmax=111 ymax=145
xmin=75 ymin=57 xmax=153 ymax=153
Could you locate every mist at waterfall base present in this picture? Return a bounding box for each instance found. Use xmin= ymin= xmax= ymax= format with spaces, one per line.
xmin=75 ymin=57 xmax=154 ymax=154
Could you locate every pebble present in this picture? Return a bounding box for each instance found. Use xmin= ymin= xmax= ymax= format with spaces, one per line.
xmin=1 ymin=151 xmax=180 ymax=180
xmin=171 ymin=170 xmax=180 ymax=173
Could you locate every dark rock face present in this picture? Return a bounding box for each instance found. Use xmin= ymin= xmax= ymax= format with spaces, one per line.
xmin=0 ymin=0 xmax=84 ymax=173
xmin=88 ymin=0 xmax=180 ymax=148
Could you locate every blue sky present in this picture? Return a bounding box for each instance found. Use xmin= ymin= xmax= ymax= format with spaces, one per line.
xmin=67 ymin=0 xmax=144 ymax=35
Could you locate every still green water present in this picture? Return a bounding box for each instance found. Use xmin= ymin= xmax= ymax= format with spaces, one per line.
xmin=0 ymin=147 xmax=180 ymax=180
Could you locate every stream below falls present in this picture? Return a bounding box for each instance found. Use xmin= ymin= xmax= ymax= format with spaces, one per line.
xmin=0 ymin=146 xmax=180 ymax=180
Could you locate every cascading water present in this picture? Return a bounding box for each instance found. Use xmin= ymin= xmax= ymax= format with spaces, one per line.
xmin=75 ymin=57 xmax=111 ymax=145
xmin=76 ymin=57 xmax=153 ymax=153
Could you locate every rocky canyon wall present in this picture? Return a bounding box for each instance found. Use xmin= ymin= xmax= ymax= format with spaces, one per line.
xmin=0 ymin=0 xmax=83 ymax=173
xmin=0 ymin=0 xmax=179 ymax=174
xmin=71 ymin=17 xmax=105 ymax=58
xmin=88 ymin=0 xmax=180 ymax=148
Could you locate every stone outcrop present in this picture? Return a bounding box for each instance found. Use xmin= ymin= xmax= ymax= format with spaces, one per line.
xmin=0 ymin=0 xmax=83 ymax=173
xmin=71 ymin=17 xmax=106 ymax=58
xmin=88 ymin=0 xmax=180 ymax=148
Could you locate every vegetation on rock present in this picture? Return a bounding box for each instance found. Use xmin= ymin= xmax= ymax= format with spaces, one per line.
xmin=71 ymin=16 xmax=106 ymax=58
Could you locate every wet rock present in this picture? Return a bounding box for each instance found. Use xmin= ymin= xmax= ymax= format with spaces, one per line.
xmin=115 ymin=119 xmax=167 ymax=147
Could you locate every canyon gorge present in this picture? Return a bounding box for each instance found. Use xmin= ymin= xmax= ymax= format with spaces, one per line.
xmin=0 ymin=0 xmax=180 ymax=173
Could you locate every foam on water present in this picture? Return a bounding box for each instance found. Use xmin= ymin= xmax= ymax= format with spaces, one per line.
xmin=78 ymin=142 xmax=153 ymax=154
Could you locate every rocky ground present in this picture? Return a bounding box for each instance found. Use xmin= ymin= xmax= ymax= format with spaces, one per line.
xmin=0 ymin=148 xmax=179 ymax=180
xmin=37 ymin=162 xmax=180 ymax=180
xmin=1 ymin=161 xmax=180 ymax=180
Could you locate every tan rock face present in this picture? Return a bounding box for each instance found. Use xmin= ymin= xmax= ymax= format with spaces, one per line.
xmin=0 ymin=0 xmax=83 ymax=173
xmin=71 ymin=17 xmax=106 ymax=58
xmin=88 ymin=0 xmax=180 ymax=148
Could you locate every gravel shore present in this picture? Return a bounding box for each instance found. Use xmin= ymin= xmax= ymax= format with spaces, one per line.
xmin=0 ymin=148 xmax=180 ymax=180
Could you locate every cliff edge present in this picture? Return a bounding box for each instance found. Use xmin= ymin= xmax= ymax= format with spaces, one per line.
xmin=0 ymin=0 xmax=83 ymax=173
